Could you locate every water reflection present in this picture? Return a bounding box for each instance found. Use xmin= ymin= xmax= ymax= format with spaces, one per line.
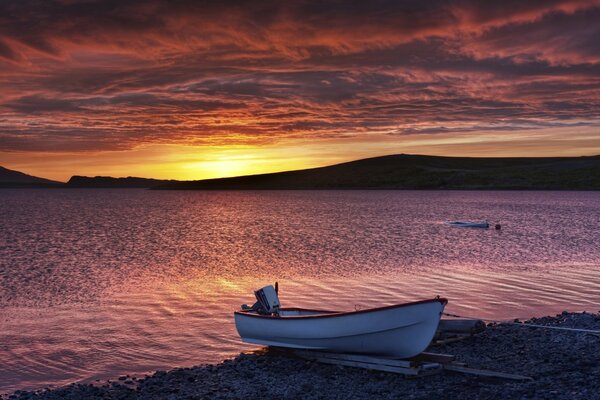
xmin=0 ymin=190 xmax=599 ymax=392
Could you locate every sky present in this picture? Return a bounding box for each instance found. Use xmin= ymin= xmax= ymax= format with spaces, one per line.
xmin=1 ymin=0 xmax=599 ymax=181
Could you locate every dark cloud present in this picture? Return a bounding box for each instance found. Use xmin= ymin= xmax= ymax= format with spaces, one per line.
xmin=0 ymin=0 xmax=599 ymax=152
xmin=399 ymin=120 xmax=599 ymax=135
xmin=0 ymin=39 xmax=22 ymax=62
xmin=3 ymin=96 xmax=85 ymax=113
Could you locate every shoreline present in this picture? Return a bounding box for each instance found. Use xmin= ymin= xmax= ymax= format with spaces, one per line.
xmin=4 ymin=311 xmax=598 ymax=400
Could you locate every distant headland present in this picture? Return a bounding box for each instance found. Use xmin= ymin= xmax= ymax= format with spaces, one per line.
xmin=2 ymin=154 xmax=599 ymax=190
xmin=153 ymin=154 xmax=600 ymax=190
xmin=66 ymin=176 xmax=176 ymax=189
xmin=0 ymin=166 xmax=62 ymax=188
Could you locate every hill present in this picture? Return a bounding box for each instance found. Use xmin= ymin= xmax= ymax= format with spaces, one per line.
xmin=152 ymin=154 xmax=600 ymax=190
xmin=66 ymin=176 xmax=174 ymax=188
xmin=0 ymin=166 xmax=62 ymax=188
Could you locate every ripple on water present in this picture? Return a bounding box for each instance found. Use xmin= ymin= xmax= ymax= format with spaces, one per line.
xmin=0 ymin=189 xmax=599 ymax=392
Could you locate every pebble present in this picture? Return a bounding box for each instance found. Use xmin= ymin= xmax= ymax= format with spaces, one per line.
xmin=3 ymin=312 xmax=599 ymax=400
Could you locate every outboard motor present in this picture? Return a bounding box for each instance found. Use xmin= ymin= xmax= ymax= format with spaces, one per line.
xmin=254 ymin=285 xmax=281 ymax=314
xmin=241 ymin=284 xmax=281 ymax=315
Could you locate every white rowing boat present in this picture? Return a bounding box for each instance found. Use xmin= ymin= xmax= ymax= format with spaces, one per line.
xmin=234 ymin=285 xmax=447 ymax=358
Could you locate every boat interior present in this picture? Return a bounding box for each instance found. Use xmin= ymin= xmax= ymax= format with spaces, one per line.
xmin=278 ymin=309 xmax=336 ymax=317
xmin=239 ymin=308 xmax=337 ymax=317
xmin=239 ymin=285 xmax=339 ymax=317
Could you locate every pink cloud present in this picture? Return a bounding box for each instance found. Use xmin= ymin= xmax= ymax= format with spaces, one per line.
xmin=0 ymin=0 xmax=599 ymax=153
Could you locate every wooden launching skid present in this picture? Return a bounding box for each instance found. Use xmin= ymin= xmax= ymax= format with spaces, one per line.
xmin=271 ymin=319 xmax=531 ymax=380
xmin=432 ymin=318 xmax=487 ymax=345
xmin=289 ymin=349 xmax=533 ymax=381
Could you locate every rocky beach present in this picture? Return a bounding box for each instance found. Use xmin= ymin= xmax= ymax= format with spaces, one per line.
xmin=4 ymin=312 xmax=599 ymax=400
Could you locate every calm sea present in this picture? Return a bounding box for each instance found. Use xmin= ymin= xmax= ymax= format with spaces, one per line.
xmin=1 ymin=189 xmax=599 ymax=392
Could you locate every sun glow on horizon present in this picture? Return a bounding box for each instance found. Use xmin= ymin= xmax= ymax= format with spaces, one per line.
xmin=1 ymin=1 xmax=600 ymax=180
xmin=1 ymin=124 xmax=599 ymax=182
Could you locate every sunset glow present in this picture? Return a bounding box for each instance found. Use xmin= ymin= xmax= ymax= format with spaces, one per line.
xmin=1 ymin=1 xmax=599 ymax=181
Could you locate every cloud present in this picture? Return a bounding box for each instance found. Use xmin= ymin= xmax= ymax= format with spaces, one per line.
xmin=398 ymin=120 xmax=600 ymax=135
xmin=4 ymin=95 xmax=85 ymax=113
xmin=0 ymin=0 xmax=599 ymax=153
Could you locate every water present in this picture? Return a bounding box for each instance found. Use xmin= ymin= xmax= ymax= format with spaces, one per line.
xmin=1 ymin=189 xmax=599 ymax=392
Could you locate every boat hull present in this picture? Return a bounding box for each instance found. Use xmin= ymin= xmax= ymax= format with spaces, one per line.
xmin=446 ymin=221 xmax=489 ymax=228
xmin=234 ymin=298 xmax=446 ymax=358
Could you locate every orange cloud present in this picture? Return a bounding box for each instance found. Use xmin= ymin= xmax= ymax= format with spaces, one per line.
xmin=0 ymin=0 xmax=599 ymax=179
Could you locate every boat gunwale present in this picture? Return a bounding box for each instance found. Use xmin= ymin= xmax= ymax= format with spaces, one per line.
xmin=446 ymin=221 xmax=489 ymax=226
xmin=234 ymin=297 xmax=447 ymax=320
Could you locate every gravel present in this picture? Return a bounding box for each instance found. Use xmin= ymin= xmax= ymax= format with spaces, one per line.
xmin=4 ymin=312 xmax=599 ymax=400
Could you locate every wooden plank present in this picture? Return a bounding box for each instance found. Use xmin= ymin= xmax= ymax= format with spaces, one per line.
xmin=437 ymin=319 xmax=486 ymax=335
xmin=293 ymin=350 xmax=414 ymax=368
xmin=292 ymin=350 xmax=443 ymax=376
xmin=308 ymin=357 xmax=422 ymax=375
xmin=444 ymin=364 xmax=533 ymax=381
xmin=414 ymin=352 xmax=456 ymax=364
xmin=420 ymin=362 xmax=444 ymax=371
xmin=432 ymin=335 xmax=471 ymax=345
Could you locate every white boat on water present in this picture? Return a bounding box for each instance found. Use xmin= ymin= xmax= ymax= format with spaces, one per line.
xmin=446 ymin=220 xmax=489 ymax=228
xmin=234 ymin=285 xmax=447 ymax=358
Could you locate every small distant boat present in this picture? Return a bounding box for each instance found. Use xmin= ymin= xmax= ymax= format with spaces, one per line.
xmin=234 ymin=285 xmax=447 ymax=358
xmin=446 ymin=221 xmax=489 ymax=228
